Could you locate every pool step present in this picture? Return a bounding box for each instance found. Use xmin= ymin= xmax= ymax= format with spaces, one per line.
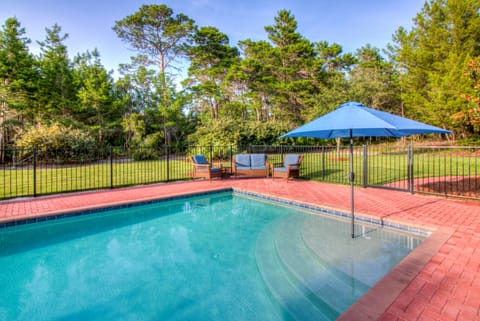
xmin=301 ymin=215 xmax=375 ymax=289
xmin=274 ymin=215 xmax=367 ymax=315
xmin=255 ymin=215 xmax=332 ymax=321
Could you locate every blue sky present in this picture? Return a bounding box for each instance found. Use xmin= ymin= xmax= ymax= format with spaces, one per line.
xmin=1 ymin=0 xmax=425 ymax=76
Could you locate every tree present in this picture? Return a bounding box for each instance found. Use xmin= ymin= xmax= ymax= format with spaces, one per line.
xmin=452 ymin=57 xmax=480 ymax=139
xmin=348 ymin=45 xmax=401 ymax=113
xmin=112 ymin=4 xmax=195 ymax=88
xmin=74 ymin=49 xmax=119 ymax=145
xmin=303 ymin=41 xmax=354 ymax=120
xmin=36 ymin=23 xmax=77 ymax=121
xmin=264 ymin=10 xmax=318 ymax=122
xmin=121 ymin=112 xmax=145 ymax=148
xmin=184 ymin=26 xmax=239 ymax=120
xmin=390 ymin=0 xmax=480 ymax=134
xmin=117 ymin=65 xmax=158 ymax=114
xmin=154 ymin=74 xmax=190 ymax=146
xmin=116 ymin=66 xmax=190 ymax=147
xmin=113 ymin=4 xmax=195 ymax=146
xmin=0 ymin=17 xmax=37 ymax=155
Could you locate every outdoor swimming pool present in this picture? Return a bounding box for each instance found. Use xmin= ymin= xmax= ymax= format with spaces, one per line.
xmin=0 ymin=191 xmax=426 ymax=320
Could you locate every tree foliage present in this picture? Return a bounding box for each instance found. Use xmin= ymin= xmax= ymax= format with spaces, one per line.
xmin=3 ymin=1 xmax=480 ymax=149
xmin=112 ymin=4 xmax=195 ymax=84
xmin=184 ymin=26 xmax=239 ymax=120
xmin=15 ymin=122 xmax=94 ymax=151
xmin=390 ymin=0 xmax=480 ymax=133
xmin=452 ymin=57 xmax=480 ymax=138
xmin=0 ymin=17 xmax=37 ymax=154
xmin=348 ymin=45 xmax=401 ymax=113
xmin=36 ymin=24 xmax=76 ymax=121
xmin=74 ymin=49 xmax=120 ymax=146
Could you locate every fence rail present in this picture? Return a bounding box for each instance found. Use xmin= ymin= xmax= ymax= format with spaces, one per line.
xmin=1 ymin=145 xmax=479 ymax=201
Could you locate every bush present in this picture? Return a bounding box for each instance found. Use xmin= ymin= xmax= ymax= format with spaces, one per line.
xmin=15 ymin=123 xmax=96 ymax=161
xmin=187 ymin=119 xmax=295 ymax=157
xmin=240 ymin=120 xmax=293 ymax=146
xmin=16 ymin=123 xmax=95 ymax=150
xmin=188 ymin=118 xmax=240 ymax=147
xmin=131 ymin=147 xmax=159 ymax=161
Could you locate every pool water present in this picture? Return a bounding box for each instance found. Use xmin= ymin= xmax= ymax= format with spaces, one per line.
xmin=0 ymin=192 xmax=425 ymax=321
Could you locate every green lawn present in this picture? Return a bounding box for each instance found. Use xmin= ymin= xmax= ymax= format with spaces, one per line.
xmin=0 ymin=159 xmax=191 ymax=199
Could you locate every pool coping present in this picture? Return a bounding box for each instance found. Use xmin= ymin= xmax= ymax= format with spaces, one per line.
xmin=0 ymin=187 xmax=233 ymax=227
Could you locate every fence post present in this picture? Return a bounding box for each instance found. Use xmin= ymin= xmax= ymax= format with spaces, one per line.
xmin=408 ymin=145 xmax=414 ymax=194
xmin=321 ymin=146 xmax=325 ymax=180
xmin=166 ymin=145 xmax=170 ymax=182
xmin=362 ymin=145 xmax=368 ymax=188
xmin=110 ymin=146 xmax=113 ymax=189
xmin=33 ymin=147 xmax=37 ymax=197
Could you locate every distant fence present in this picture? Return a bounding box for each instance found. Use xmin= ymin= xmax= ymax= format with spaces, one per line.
xmin=0 ymin=145 xmax=478 ymax=201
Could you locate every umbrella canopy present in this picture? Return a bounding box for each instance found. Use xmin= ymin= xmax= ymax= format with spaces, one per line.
xmin=280 ymin=101 xmax=451 ymax=139
xmin=281 ymin=101 xmax=451 ymax=238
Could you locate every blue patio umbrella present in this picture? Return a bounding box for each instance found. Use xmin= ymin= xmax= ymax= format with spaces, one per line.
xmin=280 ymin=102 xmax=451 ymax=238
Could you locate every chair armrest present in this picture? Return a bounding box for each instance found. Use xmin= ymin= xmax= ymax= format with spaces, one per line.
xmin=286 ymin=163 xmax=301 ymax=168
xmin=194 ymin=164 xmax=211 ymax=169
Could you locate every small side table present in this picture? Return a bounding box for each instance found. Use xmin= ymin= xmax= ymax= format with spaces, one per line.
xmin=222 ymin=166 xmax=232 ymax=178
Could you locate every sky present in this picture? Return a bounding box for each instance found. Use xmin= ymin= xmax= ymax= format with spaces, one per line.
xmin=1 ymin=0 xmax=425 ymax=77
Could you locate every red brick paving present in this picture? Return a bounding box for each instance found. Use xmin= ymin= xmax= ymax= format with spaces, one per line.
xmin=1 ymin=178 xmax=479 ymax=320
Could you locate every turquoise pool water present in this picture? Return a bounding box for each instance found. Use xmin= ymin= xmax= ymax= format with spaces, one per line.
xmin=0 ymin=192 xmax=425 ymax=321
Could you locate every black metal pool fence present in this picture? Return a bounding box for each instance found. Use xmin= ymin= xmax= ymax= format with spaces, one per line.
xmin=0 ymin=145 xmax=478 ymax=201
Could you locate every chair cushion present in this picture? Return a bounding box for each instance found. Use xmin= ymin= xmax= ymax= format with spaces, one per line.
xmin=275 ymin=167 xmax=288 ymax=172
xmin=235 ymin=154 xmax=251 ymax=167
xmin=193 ymin=155 xmax=208 ymax=165
xmin=236 ymin=166 xmax=250 ymax=171
xmin=250 ymin=154 xmax=266 ymax=167
xmin=284 ymin=154 xmax=300 ymax=166
xmin=210 ymin=167 xmax=221 ymax=172
xmin=250 ymin=166 xmax=267 ymax=170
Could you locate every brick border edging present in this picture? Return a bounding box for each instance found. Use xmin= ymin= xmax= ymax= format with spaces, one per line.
xmin=337 ymin=226 xmax=454 ymax=320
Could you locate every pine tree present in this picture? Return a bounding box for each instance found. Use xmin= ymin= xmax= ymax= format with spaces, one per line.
xmin=0 ymin=17 xmax=37 ymax=153
xmin=184 ymin=26 xmax=239 ymax=120
xmin=36 ymin=23 xmax=77 ymax=121
xmin=348 ymin=45 xmax=401 ymax=113
xmin=264 ymin=10 xmax=317 ymax=122
xmin=390 ymin=0 xmax=480 ymax=134
xmin=74 ymin=49 xmax=118 ymax=145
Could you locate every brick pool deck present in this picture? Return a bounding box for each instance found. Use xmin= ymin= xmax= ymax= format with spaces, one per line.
xmin=1 ymin=178 xmax=479 ymax=320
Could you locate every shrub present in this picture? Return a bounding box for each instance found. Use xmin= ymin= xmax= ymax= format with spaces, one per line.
xmin=240 ymin=120 xmax=293 ymax=146
xmin=131 ymin=147 xmax=159 ymax=161
xmin=15 ymin=123 xmax=95 ymax=161
xmin=187 ymin=119 xmax=295 ymax=157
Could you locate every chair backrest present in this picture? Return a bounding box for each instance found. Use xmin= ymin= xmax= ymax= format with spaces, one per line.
xmin=250 ymin=154 xmax=266 ymax=167
xmin=235 ymin=154 xmax=251 ymax=167
xmin=284 ymin=154 xmax=301 ymax=166
xmin=192 ymin=155 xmax=209 ymax=165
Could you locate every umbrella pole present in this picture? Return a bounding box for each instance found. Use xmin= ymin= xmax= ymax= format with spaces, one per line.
xmin=349 ymin=129 xmax=355 ymax=238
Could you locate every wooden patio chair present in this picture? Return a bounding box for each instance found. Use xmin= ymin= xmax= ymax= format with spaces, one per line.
xmin=271 ymin=154 xmax=303 ymax=180
xmin=189 ymin=155 xmax=223 ymax=181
